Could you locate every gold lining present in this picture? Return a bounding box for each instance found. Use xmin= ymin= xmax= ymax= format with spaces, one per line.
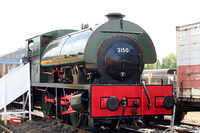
xmin=41 ymin=57 xmax=84 ymax=65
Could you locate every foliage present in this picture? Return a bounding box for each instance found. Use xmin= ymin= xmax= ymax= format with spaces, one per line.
xmin=161 ymin=53 xmax=176 ymax=69
xmin=144 ymin=53 xmax=176 ymax=69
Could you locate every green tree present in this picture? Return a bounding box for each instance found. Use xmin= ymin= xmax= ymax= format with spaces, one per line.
xmin=156 ymin=59 xmax=161 ymax=69
xmin=144 ymin=53 xmax=176 ymax=69
xmin=144 ymin=59 xmax=160 ymax=69
xmin=161 ymin=53 xmax=176 ymax=69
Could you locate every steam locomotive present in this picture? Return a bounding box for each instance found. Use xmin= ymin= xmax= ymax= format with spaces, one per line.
xmin=23 ymin=13 xmax=174 ymax=128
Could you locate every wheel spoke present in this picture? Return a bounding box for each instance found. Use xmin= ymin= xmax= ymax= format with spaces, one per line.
xmin=41 ymin=92 xmax=52 ymax=117
xmin=70 ymin=112 xmax=83 ymax=127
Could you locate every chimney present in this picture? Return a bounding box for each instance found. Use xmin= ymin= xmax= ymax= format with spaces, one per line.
xmin=105 ymin=13 xmax=125 ymax=21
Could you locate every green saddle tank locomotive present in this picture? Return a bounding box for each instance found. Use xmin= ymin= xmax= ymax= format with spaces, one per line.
xmin=23 ymin=13 xmax=174 ymax=128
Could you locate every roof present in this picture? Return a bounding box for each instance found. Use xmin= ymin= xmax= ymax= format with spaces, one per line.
xmin=0 ymin=48 xmax=24 ymax=64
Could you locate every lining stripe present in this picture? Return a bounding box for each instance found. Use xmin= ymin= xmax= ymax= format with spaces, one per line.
xmin=41 ymin=56 xmax=83 ymax=65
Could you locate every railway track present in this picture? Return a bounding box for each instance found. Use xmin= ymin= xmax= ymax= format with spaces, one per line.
xmin=181 ymin=121 xmax=200 ymax=127
xmin=146 ymin=122 xmax=200 ymax=133
xmin=0 ymin=124 xmax=14 ymax=133
xmin=0 ymin=114 xmax=91 ymax=133
xmin=1 ymin=113 xmax=200 ymax=133
xmin=44 ymin=118 xmax=92 ymax=133
xmin=116 ymin=120 xmax=200 ymax=133
xmin=88 ymin=120 xmax=200 ymax=133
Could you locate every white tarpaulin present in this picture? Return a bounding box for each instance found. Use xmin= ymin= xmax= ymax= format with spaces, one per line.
xmin=0 ymin=63 xmax=30 ymax=110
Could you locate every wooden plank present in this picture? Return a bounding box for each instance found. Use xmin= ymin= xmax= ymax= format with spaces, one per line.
xmin=0 ymin=64 xmax=2 ymax=78
xmin=2 ymin=64 xmax=6 ymax=77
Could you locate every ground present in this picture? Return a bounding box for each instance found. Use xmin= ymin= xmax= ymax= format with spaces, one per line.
xmin=1 ymin=112 xmax=200 ymax=133
xmin=182 ymin=112 xmax=200 ymax=124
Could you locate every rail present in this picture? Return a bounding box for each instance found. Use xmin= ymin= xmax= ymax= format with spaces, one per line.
xmin=0 ymin=124 xmax=13 ymax=133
